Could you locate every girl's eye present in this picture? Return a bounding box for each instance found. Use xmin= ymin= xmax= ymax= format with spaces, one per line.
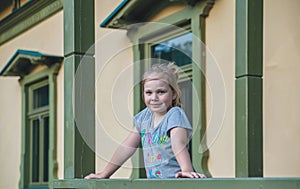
xmin=145 ymin=91 xmax=152 ymax=95
xmin=157 ymin=90 xmax=167 ymax=94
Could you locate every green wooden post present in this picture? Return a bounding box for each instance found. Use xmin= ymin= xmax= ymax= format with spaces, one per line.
xmin=63 ymin=0 xmax=95 ymax=179
xmin=191 ymin=1 xmax=215 ymax=177
xmin=235 ymin=0 xmax=263 ymax=177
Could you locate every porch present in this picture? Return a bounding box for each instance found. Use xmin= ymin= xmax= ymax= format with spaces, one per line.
xmin=56 ymin=0 xmax=300 ymax=189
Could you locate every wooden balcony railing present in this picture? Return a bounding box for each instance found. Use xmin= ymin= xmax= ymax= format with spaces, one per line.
xmin=53 ymin=178 xmax=300 ymax=189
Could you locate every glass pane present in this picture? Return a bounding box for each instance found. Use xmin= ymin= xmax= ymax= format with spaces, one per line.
xmin=32 ymin=119 xmax=39 ymax=182
xmin=43 ymin=117 xmax=49 ymax=182
xmin=152 ymin=33 xmax=192 ymax=66
xmin=33 ymin=85 xmax=49 ymax=109
xmin=179 ymin=81 xmax=193 ymax=122
xmin=179 ymin=81 xmax=193 ymax=155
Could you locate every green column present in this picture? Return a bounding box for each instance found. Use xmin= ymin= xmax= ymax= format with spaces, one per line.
xmin=63 ymin=0 xmax=95 ymax=178
xmin=235 ymin=0 xmax=263 ymax=177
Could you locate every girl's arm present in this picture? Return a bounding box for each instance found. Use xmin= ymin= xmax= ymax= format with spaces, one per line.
xmin=85 ymin=129 xmax=141 ymax=179
xmin=170 ymin=127 xmax=206 ymax=178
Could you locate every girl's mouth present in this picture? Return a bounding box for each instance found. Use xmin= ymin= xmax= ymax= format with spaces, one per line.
xmin=150 ymin=103 xmax=162 ymax=105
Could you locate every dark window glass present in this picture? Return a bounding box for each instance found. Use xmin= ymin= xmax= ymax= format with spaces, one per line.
xmin=152 ymin=33 xmax=192 ymax=66
xmin=32 ymin=119 xmax=39 ymax=182
xmin=33 ymin=85 xmax=49 ymax=109
xmin=43 ymin=117 xmax=49 ymax=182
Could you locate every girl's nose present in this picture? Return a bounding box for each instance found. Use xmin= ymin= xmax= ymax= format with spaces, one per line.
xmin=151 ymin=93 xmax=158 ymax=100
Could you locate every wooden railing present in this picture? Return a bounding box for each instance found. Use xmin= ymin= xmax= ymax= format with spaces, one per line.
xmin=53 ymin=178 xmax=300 ymax=189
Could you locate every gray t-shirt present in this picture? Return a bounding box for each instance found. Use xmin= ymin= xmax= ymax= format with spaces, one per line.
xmin=134 ymin=106 xmax=192 ymax=178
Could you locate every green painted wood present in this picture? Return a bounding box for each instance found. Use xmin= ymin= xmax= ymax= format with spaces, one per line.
xmin=63 ymin=55 xmax=95 ymax=179
xmin=63 ymin=0 xmax=95 ymax=179
xmin=48 ymin=72 xmax=59 ymax=188
xmin=131 ymin=43 xmax=147 ymax=179
xmin=235 ymin=0 xmax=263 ymax=177
xmin=0 ymin=0 xmax=63 ymax=45
xmin=236 ymin=77 xmax=263 ymax=177
xmin=53 ymin=178 xmax=300 ymax=189
xmin=190 ymin=1 xmax=216 ymax=177
xmin=63 ymin=0 xmax=95 ymax=56
xmin=236 ymin=0 xmax=263 ymax=77
xmin=191 ymin=13 xmax=207 ymax=176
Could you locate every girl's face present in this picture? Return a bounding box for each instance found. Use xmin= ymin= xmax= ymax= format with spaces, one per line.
xmin=143 ymin=79 xmax=175 ymax=116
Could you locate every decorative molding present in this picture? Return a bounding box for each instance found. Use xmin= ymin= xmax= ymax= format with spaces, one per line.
xmin=0 ymin=49 xmax=63 ymax=77
xmin=0 ymin=0 xmax=63 ymax=45
xmin=201 ymin=0 xmax=216 ymax=18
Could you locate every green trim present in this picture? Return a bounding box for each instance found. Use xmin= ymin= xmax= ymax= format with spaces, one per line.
xmin=236 ymin=77 xmax=263 ymax=177
xmin=0 ymin=49 xmax=63 ymax=77
xmin=131 ymin=43 xmax=147 ymax=178
xmin=19 ymin=63 xmax=62 ymax=189
xmin=100 ymin=0 xmax=130 ymax=28
xmin=53 ymin=178 xmax=300 ymax=189
xmin=19 ymin=63 xmax=61 ymax=86
xmin=100 ymin=0 xmax=212 ymax=29
xmin=63 ymin=0 xmax=95 ymax=179
xmin=235 ymin=0 xmax=263 ymax=177
xmin=48 ymin=72 xmax=59 ymax=189
xmin=0 ymin=0 xmax=63 ymax=45
xmin=63 ymin=0 xmax=95 ymax=56
xmin=63 ymin=55 xmax=95 ymax=179
xmin=236 ymin=0 xmax=263 ymax=77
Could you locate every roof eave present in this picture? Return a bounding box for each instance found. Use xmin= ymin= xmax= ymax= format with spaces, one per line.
xmin=0 ymin=49 xmax=63 ymax=77
xmin=100 ymin=0 xmax=200 ymax=29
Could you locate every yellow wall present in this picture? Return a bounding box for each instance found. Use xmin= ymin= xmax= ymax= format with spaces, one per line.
xmin=95 ymin=0 xmax=134 ymax=178
xmin=263 ymin=0 xmax=300 ymax=177
xmin=206 ymin=0 xmax=235 ymax=177
xmin=0 ymin=77 xmax=21 ymax=189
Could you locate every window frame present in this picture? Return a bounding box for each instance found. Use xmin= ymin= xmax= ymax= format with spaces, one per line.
xmin=129 ymin=5 xmax=210 ymax=178
xmin=27 ymin=80 xmax=49 ymax=187
xmin=19 ymin=65 xmax=60 ymax=189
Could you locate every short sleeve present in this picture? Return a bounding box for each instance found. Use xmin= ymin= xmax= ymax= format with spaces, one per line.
xmin=165 ymin=107 xmax=192 ymax=139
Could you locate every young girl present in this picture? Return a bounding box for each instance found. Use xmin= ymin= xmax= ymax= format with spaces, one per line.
xmin=85 ymin=63 xmax=206 ymax=179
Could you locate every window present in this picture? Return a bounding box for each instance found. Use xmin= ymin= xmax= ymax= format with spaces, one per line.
xmin=19 ymin=66 xmax=61 ymax=189
xmin=27 ymin=80 xmax=50 ymax=187
xmin=131 ymin=17 xmax=210 ymax=177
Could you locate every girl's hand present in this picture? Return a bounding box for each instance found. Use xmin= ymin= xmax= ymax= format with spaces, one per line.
xmin=84 ymin=172 xmax=108 ymax=179
xmin=175 ymin=172 xmax=207 ymax=178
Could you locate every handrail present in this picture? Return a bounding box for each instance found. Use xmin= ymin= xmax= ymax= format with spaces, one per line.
xmin=53 ymin=178 xmax=300 ymax=189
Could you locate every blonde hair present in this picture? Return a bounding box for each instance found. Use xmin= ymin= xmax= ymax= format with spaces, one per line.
xmin=142 ymin=63 xmax=181 ymax=107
